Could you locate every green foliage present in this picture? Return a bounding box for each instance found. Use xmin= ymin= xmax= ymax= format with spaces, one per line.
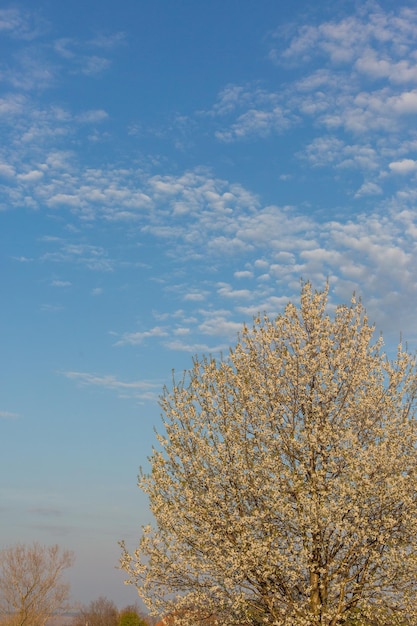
xmin=118 ymin=606 xmax=147 ymax=626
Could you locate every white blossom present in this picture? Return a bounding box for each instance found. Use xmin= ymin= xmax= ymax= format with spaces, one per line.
xmin=121 ymin=283 xmax=417 ymax=626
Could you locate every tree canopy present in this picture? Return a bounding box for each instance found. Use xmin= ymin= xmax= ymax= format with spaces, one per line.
xmin=118 ymin=605 xmax=148 ymax=626
xmin=121 ymin=284 xmax=417 ymax=626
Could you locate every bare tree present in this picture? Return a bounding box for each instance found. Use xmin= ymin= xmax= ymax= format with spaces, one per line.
xmin=72 ymin=596 xmax=118 ymax=626
xmin=121 ymin=284 xmax=417 ymax=626
xmin=0 ymin=542 xmax=74 ymax=626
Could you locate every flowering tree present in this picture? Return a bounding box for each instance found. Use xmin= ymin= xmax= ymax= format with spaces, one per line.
xmin=121 ymin=284 xmax=417 ymax=626
xmin=0 ymin=542 xmax=74 ymax=626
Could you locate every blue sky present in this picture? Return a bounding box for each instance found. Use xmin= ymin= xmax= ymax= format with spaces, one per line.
xmin=2 ymin=0 xmax=417 ymax=610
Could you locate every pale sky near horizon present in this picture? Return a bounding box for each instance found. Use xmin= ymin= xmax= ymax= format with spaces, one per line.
xmin=2 ymin=0 xmax=417 ymax=611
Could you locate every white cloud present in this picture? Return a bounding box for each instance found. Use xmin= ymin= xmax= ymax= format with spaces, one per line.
xmin=164 ymin=339 xmax=228 ymax=354
xmin=205 ymin=1 xmax=417 ymax=195
xmin=40 ymin=303 xmax=64 ymax=313
xmin=47 ymin=193 xmax=82 ymax=208
xmin=198 ymin=315 xmax=242 ymax=337
xmin=389 ymin=90 xmax=417 ymax=114
xmin=0 ymin=94 xmax=26 ymax=117
xmin=4 ymin=49 xmax=55 ymax=91
xmin=89 ymin=32 xmax=126 ymax=49
xmin=389 ymin=158 xmax=417 ymax=174
xmin=14 ymin=155 xmax=415 ymax=343
xmin=354 ymin=181 xmax=383 ymax=197
xmin=236 ymin=294 xmax=294 ymax=318
xmin=205 ymin=84 xmax=248 ymax=116
xmin=53 ymin=38 xmax=76 ymax=59
xmin=6 ymin=152 xmax=415 ymax=335
xmin=62 ymin=371 xmax=161 ymax=401
xmin=0 ymin=163 xmax=15 ymax=177
xmin=0 ymin=8 xmax=23 ymax=33
xmin=355 ymin=50 xmax=417 ymax=84
xmin=41 ymin=243 xmax=114 ymax=272
xmin=301 ymin=137 xmax=379 ymax=171
xmin=12 ymin=256 xmax=33 ymax=263
xmin=234 ymin=270 xmax=253 ymax=279
xmin=114 ymin=326 xmax=168 ymax=346
xmin=77 ymin=109 xmax=109 ymax=124
xmin=45 ymin=151 xmax=75 ymax=169
xmin=216 ymin=106 xmax=292 ymax=142
xmin=173 ymin=327 xmax=190 ymax=336
xmin=81 ymin=55 xmax=111 ymax=75
xmin=183 ymin=292 xmax=207 ymax=302
xmin=217 ymin=283 xmax=252 ymax=300
xmin=0 ymin=7 xmax=47 ymax=40
xmin=2 ymin=2 xmax=417 ymax=348
xmin=17 ymin=169 xmax=44 ymax=182
xmin=273 ymin=6 xmax=417 ymax=69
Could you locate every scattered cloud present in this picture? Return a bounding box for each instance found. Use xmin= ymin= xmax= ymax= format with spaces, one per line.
xmin=234 ymin=270 xmax=253 ymax=279
xmin=0 ymin=7 xmax=48 ymax=40
xmin=207 ymin=86 xmax=295 ymax=142
xmin=0 ymin=163 xmax=16 ymax=177
xmin=217 ymin=283 xmax=253 ymax=300
xmin=183 ymin=291 xmax=208 ymax=302
xmin=89 ymin=32 xmax=126 ymax=49
xmin=354 ymin=181 xmax=383 ymax=197
xmin=2 ymin=147 xmax=416 ymax=342
xmin=17 ymin=169 xmax=44 ymax=182
xmin=198 ymin=314 xmax=242 ymax=338
xmin=301 ymin=137 xmax=380 ymax=171
xmin=114 ymin=326 xmax=169 ymax=346
xmin=80 ymin=55 xmax=111 ymax=76
xmin=53 ymin=38 xmax=76 ymax=60
xmin=0 ymin=8 xmax=121 ymax=99
xmin=40 ymin=303 xmax=64 ymax=313
xmin=200 ymin=3 xmax=417 ymax=200
xmin=53 ymin=35 xmax=117 ymax=76
xmin=0 ymin=94 xmax=27 ymax=117
xmin=62 ymin=371 xmax=161 ymax=401
xmin=41 ymin=243 xmax=114 ymax=272
xmin=2 ymin=2 xmax=417 ymax=350
xmin=215 ymin=105 xmax=292 ymax=142
xmin=11 ymin=256 xmax=33 ymax=262
xmin=163 ymin=339 xmax=228 ymax=354
xmin=271 ymin=6 xmax=417 ymax=69
xmin=77 ymin=109 xmax=109 ymax=124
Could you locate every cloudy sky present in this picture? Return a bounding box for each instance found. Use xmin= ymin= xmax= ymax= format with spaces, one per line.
xmin=2 ymin=0 xmax=417 ymax=610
